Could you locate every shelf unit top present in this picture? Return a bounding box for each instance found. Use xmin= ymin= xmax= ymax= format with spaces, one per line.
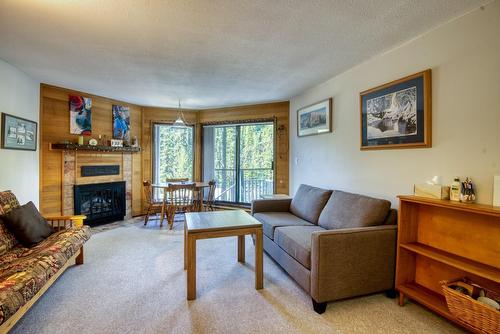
xmin=398 ymin=195 xmax=500 ymax=217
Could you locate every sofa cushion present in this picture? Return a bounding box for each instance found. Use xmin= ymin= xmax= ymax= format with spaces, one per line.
xmin=290 ymin=184 xmax=332 ymax=224
xmin=0 ymin=226 xmax=91 ymax=326
xmin=0 ymin=222 xmax=18 ymax=257
xmin=254 ymin=212 xmax=313 ymax=240
xmin=2 ymin=202 xmax=54 ymax=247
xmin=274 ymin=225 xmax=325 ymax=269
xmin=318 ymin=190 xmax=391 ymax=230
xmin=0 ymin=191 xmax=21 ymax=256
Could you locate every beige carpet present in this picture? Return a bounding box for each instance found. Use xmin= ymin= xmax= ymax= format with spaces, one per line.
xmin=11 ymin=218 xmax=465 ymax=334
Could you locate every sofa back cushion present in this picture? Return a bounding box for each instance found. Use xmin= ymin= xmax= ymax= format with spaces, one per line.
xmin=0 ymin=190 xmax=20 ymax=255
xmin=290 ymin=184 xmax=332 ymax=224
xmin=318 ymin=190 xmax=391 ymax=230
xmin=2 ymin=202 xmax=54 ymax=247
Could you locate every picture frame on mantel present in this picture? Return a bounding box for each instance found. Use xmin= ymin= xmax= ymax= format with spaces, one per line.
xmin=1 ymin=113 xmax=38 ymax=151
xmin=297 ymin=98 xmax=332 ymax=137
xmin=360 ymin=69 xmax=431 ymax=150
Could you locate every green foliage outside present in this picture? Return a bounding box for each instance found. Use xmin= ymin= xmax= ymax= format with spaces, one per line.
xmin=157 ymin=125 xmax=193 ymax=182
xmin=213 ymin=123 xmax=274 ymax=203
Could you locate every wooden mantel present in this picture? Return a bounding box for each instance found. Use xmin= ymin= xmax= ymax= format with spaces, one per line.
xmin=50 ymin=142 xmax=141 ymax=153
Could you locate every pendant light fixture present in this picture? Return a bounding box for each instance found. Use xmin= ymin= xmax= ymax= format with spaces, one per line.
xmin=173 ymin=99 xmax=187 ymax=127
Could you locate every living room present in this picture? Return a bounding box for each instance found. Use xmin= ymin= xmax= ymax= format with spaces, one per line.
xmin=0 ymin=1 xmax=499 ymax=333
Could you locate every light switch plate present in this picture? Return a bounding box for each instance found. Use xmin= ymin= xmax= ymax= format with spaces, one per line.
xmin=494 ymin=176 xmax=500 ymax=207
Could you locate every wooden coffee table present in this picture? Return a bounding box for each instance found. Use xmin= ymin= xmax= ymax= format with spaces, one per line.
xmin=184 ymin=210 xmax=263 ymax=300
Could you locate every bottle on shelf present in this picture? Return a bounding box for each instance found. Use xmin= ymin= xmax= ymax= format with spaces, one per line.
xmin=450 ymin=177 xmax=461 ymax=202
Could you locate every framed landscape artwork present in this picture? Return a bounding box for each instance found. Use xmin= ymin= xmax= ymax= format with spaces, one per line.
xmin=297 ymin=98 xmax=332 ymax=137
xmin=69 ymin=95 xmax=92 ymax=135
xmin=112 ymin=105 xmax=131 ymax=142
xmin=360 ymin=69 xmax=431 ymax=150
xmin=1 ymin=113 xmax=38 ymax=151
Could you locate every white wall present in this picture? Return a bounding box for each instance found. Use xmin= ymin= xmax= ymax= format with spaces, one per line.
xmin=0 ymin=59 xmax=40 ymax=207
xmin=290 ymin=3 xmax=500 ymax=206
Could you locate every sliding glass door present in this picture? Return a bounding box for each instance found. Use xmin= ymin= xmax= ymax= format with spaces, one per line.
xmin=203 ymin=122 xmax=274 ymax=204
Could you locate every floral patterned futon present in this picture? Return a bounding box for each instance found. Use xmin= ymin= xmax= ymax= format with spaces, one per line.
xmin=0 ymin=191 xmax=91 ymax=327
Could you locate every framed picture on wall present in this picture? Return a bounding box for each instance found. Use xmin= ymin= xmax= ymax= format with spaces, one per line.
xmin=297 ymin=98 xmax=332 ymax=137
xmin=360 ymin=69 xmax=431 ymax=150
xmin=112 ymin=105 xmax=131 ymax=142
xmin=69 ymin=95 xmax=92 ymax=135
xmin=1 ymin=113 xmax=38 ymax=151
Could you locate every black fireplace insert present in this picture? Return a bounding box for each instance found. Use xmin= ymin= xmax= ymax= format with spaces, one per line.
xmin=74 ymin=181 xmax=125 ymax=225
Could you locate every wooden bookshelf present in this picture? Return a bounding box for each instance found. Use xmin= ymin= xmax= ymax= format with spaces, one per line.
xmin=396 ymin=196 xmax=500 ymax=333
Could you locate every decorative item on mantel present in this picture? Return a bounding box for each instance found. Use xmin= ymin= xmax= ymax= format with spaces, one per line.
xmin=109 ymin=139 xmax=123 ymax=147
xmin=132 ymin=136 xmax=139 ymax=147
xmin=460 ymin=177 xmax=476 ymax=203
xmin=414 ymin=176 xmax=450 ymax=200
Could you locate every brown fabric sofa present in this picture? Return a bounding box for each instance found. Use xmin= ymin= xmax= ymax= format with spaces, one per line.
xmin=0 ymin=191 xmax=91 ymax=332
xmin=252 ymin=184 xmax=397 ymax=313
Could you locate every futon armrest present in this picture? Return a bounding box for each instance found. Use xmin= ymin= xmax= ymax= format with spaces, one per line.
xmin=310 ymin=225 xmax=397 ymax=302
xmin=251 ymin=199 xmax=292 ymax=215
xmin=44 ymin=215 xmax=87 ymax=231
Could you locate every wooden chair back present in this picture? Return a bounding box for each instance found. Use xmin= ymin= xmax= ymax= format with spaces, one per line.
xmin=143 ymin=180 xmax=154 ymax=205
xmin=205 ymin=180 xmax=216 ymax=211
xmin=166 ymin=183 xmax=196 ymax=209
xmin=166 ymin=178 xmax=189 ymax=183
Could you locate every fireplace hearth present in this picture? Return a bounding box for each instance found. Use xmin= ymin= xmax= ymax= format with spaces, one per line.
xmin=74 ymin=181 xmax=126 ymax=225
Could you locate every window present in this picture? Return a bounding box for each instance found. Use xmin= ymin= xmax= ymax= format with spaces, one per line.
xmin=153 ymin=124 xmax=194 ymax=198
xmin=203 ymin=122 xmax=274 ymax=205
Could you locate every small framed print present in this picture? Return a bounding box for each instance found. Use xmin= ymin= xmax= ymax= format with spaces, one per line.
xmin=360 ymin=69 xmax=432 ymax=150
xmin=1 ymin=113 xmax=38 ymax=151
xmin=297 ymin=98 xmax=332 ymax=137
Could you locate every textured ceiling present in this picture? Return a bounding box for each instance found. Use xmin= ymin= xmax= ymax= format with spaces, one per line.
xmin=0 ymin=0 xmax=487 ymax=108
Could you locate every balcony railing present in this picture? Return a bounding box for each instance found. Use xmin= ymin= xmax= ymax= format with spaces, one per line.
xmin=214 ymin=168 xmax=273 ymax=204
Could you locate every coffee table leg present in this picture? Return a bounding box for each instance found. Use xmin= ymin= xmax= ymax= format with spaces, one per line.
xmin=238 ymin=235 xmax=245 ymax=263
xmin=255 ymin=228 xmax=263 ymax=290
xmin=184 ymin=222 xmax=187 ymax=270
xmin=187 ymin=235 xmax=196 ymax=300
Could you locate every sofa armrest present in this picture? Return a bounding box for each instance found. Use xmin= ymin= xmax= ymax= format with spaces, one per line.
xmin=251 ymin=198 xmax=292 ymax=215
xmin=44 ymin=215 xmax=87 ymax=231
xmin=310 ymin=225 xmax=397 ymax=302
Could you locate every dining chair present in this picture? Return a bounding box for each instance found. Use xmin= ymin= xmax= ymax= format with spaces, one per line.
xmin=142 ymin=180 xmax=164 ymax=226
xmin=164 ymin=183 xmax=196 ymax=229
xmin=205 ymin=180 xmax=216 ymax=211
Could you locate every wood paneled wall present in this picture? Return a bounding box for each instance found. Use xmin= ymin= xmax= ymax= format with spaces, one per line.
xmin=39 ymin=84 xmax=143 ymax=216
xmin=142 ymin=101 xmax=290 ymax=198
xmin=40 ymin=82 xmax=289 ymax=216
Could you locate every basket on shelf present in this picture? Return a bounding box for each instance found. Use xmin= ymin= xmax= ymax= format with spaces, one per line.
xmin=441 ymin=278 xmax=500 ymax=334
